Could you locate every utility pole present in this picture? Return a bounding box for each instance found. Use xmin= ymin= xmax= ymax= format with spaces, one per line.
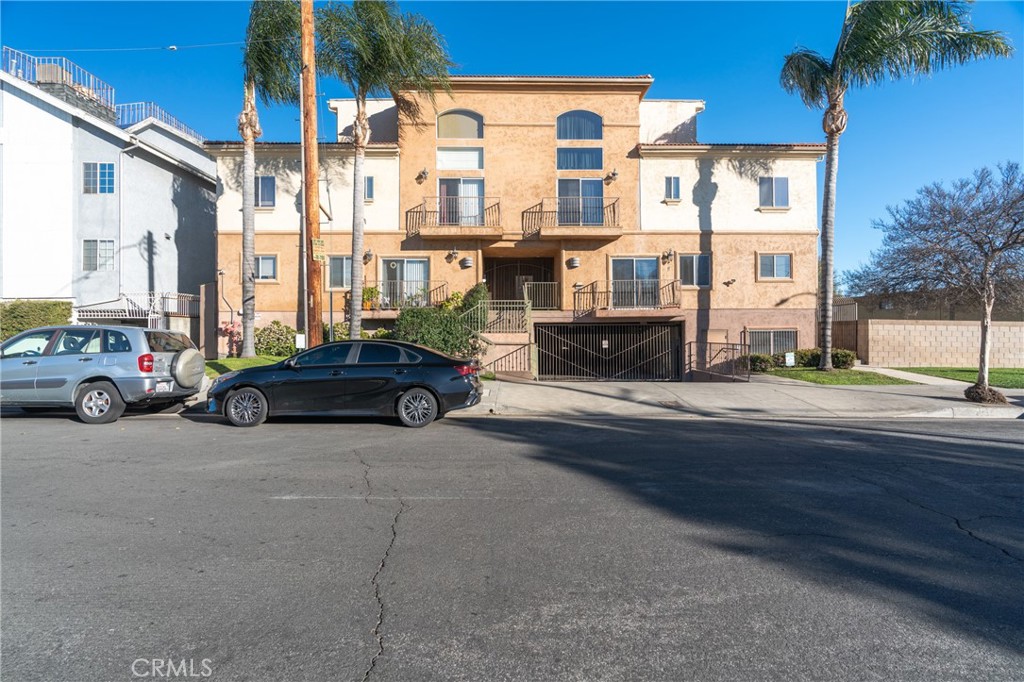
xmin=301 ymin=0 xmax=323 ymax=347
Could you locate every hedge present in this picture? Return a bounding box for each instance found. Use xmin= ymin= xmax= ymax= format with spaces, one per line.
xmin=0 ymin=300 xmax=73 ymax=341
xmin=746 ymin=347 xmax=858 ymax=372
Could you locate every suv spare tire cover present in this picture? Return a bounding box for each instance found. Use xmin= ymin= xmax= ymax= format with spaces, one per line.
xmin=172 ymin=348 xmax=206 ymax=388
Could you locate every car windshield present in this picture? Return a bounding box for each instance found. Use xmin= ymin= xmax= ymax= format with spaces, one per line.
xmin=1 ymin=330 xmax=54 ymax=358
xmin=145 ymin=331 xmax=192 ymax=353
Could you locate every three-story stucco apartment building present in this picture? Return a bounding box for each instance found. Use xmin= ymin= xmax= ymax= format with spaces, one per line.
xmin=209 ymin=75 xmax=823 ymax=380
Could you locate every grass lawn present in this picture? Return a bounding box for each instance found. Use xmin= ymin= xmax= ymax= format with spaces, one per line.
xmin=768 ymin=368 xmax=918 ymax=386
xmin=205 ymin=356 xmax=287 ymax=379
xmin=896 ymin=367 xmax=1024 ymax=389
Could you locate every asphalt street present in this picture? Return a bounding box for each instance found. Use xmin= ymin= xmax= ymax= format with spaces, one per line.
xmin=1 ymin=411 xmax=1022 ymax=681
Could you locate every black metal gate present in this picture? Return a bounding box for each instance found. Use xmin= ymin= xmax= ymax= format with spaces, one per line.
xmin=536 ymin=323 xmax=682 ymax=381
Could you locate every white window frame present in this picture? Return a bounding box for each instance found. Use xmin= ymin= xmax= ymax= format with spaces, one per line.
xmin=364 ymin=176 xmax=374 ymax=203
xmin=327 ymin=255 xmax=352 ymax=289
xmin=758 ymin=176 xmax=789 ymax=209
xmin=83 ymin=162 xmax=115 ymax=194
xmin=255 ymin=255 xmax=278 ymax=281
xmin=436 ymin=147 xmax=484 ymax=171
xmin=255 ymin=175 xmax=276 ymax=208
xmin=83 ymin=239 xmax=115 ymax=271
xmin=757 ymin=253 xmax=793 ymax=280
xmin=665 ymin=176 xmax=681 ymax=202
xmin=679 ymin=253 xmax=711 ymax=287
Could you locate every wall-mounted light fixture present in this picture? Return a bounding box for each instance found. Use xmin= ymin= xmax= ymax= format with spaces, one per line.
xmin=566 ymin=256 xmax=581 ymax=269
xmin=415 ymin=168 xmax=429 ymax=183
xmin=459 ymin=256 xmax=474 ymax=269
xmin=362 ymin=249 xmax=373 ymax=264
xmin=446 ymin=248 xmax=459 ymax=262
xmin=661 ymin=248 xmax=675 ymax=263
xmin=723 ymin=278 xmax=736 ymax=287
xmin=604 ymin=168 xmax=619 ymax=184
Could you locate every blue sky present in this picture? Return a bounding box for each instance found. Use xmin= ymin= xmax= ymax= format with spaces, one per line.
xmin=2 ymin=1 xmax=1021 ymax=276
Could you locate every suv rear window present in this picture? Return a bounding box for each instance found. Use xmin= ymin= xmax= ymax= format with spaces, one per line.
xmin=144 ymin=331 xmax=193 ymax=353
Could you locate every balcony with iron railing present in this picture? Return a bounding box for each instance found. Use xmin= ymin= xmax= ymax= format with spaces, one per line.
xmin=573 ymin=280 xmax=682 ymax=317
xmin=406 ymin=196 xmax=502 ymax=239
xmin=523 ymin=197 xmax=621 ymax=239
xmin=521 ymin=281 xmax=561 ymax=311
xmin=116 ymin=102 xmax=205 ymax=143
xmin=3 ymin=46 xmax=116 ymax=117
xmin=359 ymin=280 xmax=449 ymax=313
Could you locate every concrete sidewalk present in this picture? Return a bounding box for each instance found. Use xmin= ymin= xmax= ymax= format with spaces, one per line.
xmin=455 ymin=373 xmax=1024 ymax=420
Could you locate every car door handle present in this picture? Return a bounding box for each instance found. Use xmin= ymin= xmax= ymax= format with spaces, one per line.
xmin=329 ymin=370 xmax=345 ymax=376
xmin=22 ymin=360 xmax=38 ymax=365
xmin=393 ymin=368 xmax=407 ymax=375
xmin=78 ymin=357 xmax=94 ymax=362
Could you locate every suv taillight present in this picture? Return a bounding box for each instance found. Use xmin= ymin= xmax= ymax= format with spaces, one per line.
xmin=454 ymin=364 xmax=476 ymax=377
xmin=138 ymin=353 xmax=154 ymax=372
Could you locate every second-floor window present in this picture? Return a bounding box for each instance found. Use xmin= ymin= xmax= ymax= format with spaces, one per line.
xmin=665 ymin=176 xmax=681 ymax=201
xmin=759 ymin=176 xmax=789 ymax=208
xmin=83 ymin=239 xmax=115 ymax=271
xmin=679 ymin=254 xmax=710 ymax=287
xmin=556 ymin=148 xmax=602 ymax=170
xmin=329 ymin=256 xmax=352 ymax=289
xmin=255 ymin=176 xmax=276 ymax=208
xmin=83 ymin=162 xmax=115 ymax=194
xmin=437 ymin=147 xmax=483 ymax=170
xmin=758 ymin=253 xmax=792 ymax=280
xmin=364 ymin=177 xmax=374 ymax=202
xmin=255 ymin=255 xmax=277 ymax=280
xmin=556 ymin=110 xmax=602 ymax=140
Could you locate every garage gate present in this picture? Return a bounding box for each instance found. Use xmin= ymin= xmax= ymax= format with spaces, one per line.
xmin=536 ymin=323 xmax=682 ymax=381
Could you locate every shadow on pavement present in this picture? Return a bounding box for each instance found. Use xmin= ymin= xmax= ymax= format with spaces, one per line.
xmin=448 ymin=416 xmax=1024 ymax=654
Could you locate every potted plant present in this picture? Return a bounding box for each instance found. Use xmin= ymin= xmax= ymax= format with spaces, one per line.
xmin=362 ymin=286 xmax=380 ymax=310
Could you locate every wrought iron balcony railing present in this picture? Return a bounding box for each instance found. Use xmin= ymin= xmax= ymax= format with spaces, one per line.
xmin=573 ymin=280 xmax=681 ymax=315
xmin=116 ymin=101 xmax=205 ymax=142
xmin=361 ymin=280 xmax=449 ymax=311
xmin=406 ymin=197 xmax=501 ymax=235
xmin=523 ymin=197 xmax=620 ymax=233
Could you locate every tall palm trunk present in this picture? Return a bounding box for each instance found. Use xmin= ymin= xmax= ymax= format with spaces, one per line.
xmin=349 ymin=97 xmax=369 ymax=339
xmin=238 ymin=80 xmax=262 ymax=358
xmin=817 ymin=92 xmax=847 ymax=371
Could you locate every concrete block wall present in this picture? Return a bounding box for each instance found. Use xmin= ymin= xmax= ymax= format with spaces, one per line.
xmin=861 ymin=320 xmax=1023 ymax=368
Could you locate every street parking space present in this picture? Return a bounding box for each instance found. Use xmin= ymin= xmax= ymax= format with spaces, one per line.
xmin=2 ymin=412 xmax=1022 ymax=681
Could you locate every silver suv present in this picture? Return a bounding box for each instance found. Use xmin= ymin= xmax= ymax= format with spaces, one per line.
xmin=0 ymin=325 xmax=206 ymax=424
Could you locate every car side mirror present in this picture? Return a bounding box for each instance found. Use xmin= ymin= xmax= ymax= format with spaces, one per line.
xmin=283 ymin=358 xmax=296 ymax=369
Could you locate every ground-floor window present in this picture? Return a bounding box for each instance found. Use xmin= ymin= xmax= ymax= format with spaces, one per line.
xmin=747 ymin=329 xmax=798 ymax=355
xmin=255 ymin=255 xmax=277 ymax=281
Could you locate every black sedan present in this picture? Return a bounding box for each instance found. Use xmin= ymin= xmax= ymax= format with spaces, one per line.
xmin=207 ymin=340 xmax=482 ymax=428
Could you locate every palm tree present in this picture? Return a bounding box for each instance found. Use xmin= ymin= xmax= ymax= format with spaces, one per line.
xmin=238 ymin=0 xmax=301 ymax=357
xmin=317 ymin=0 xmax=453 ymax=338
xmin=780 ymin=1 xmax=1011 ymax=370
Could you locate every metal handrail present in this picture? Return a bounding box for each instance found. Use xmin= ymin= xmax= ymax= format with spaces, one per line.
xmin=460 ymin=300 xmax=531 ymax=334
xmin=416 ymin=196 xmax=501 ymax=228
xmin=522 ymin=282 xmax=561 ymax=310
xmin=685 ymin=342 xmax=752 ymax=382
xmin=2 ymin=46 xmax=115 ymax=110
xmin=362 ymin=280 xmax=448 ymax=310
xmin=116 ymin=101 xmax=205 ymax=142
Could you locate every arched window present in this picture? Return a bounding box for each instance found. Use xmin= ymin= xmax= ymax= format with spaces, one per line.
xmin=437 ymin=110 xmax=484 ymax=139
xmin=556 ymin=110 xmax=602 ymax=140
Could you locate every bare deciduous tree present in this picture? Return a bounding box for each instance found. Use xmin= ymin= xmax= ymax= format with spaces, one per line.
xmin=846 ymin=163 xmax=1024 ymax=400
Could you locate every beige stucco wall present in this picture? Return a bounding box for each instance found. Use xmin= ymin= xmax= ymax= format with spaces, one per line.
xmin=212 ymin=146 xmax=399 ymax=234
xmin=858 ymin=320 xmax=1024 ymax=367
xmin=396 ymin=82 xmax=648 ymax=233
xmin=640 ymin=153 xmax=820 ymax=232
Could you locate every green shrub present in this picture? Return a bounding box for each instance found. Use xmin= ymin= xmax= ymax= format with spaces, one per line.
xmin=393 ymin=306 xmax=481 ymax=358
xmin=772 ymin=347 xmax=857 ymax=369
xmin=458 ymin=282 xmax=490 ymax=314
xmin=255 ymin=321 xmax=297 ymax=357
xmin=0 ymin=299 xmax=73 ymax=340
xmin=745 ymin=353 xmax=777 ymax=373
xmin=322 ymin=322 xmax=371 ymax=341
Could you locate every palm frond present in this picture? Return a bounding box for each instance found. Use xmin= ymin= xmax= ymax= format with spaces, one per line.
xmin=780 ymin=48 xmax=833 ymax=109
xmin=839 ymin=0 xmax=1013 ymax=88
xmin=317 ymin=0 xmax=453 ymax=120
xmin=243 ymin=0 xmax=301 ymax=106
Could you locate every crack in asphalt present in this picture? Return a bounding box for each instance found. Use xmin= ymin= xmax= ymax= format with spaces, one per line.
xmin=362 ymin=498 xmax=407 ymax=682
xmin=852 ymin=475 xmax=1023 ymax=563
xmin=357 ymin=454 xmax=373 ymax=506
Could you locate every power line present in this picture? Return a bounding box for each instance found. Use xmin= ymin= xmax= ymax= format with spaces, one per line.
xmin=19 ymin=37 xmax=293 ymax=54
